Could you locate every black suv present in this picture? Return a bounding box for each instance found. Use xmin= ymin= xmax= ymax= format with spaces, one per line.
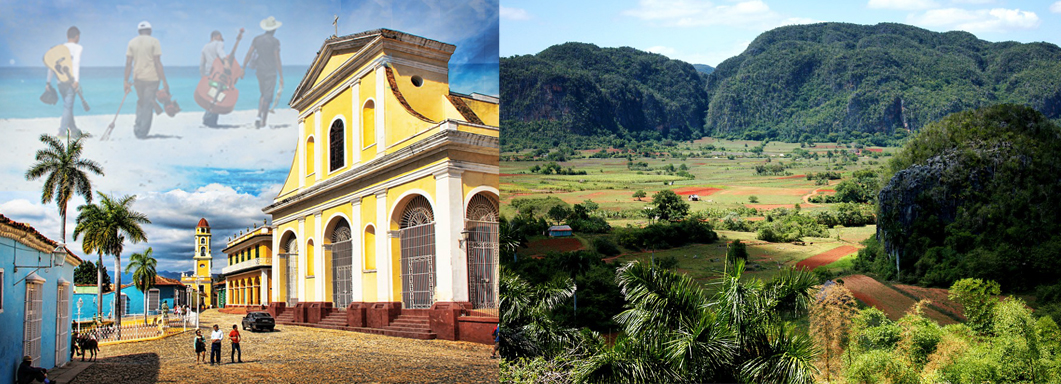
xmin=241 ymin=311 xmax=275 ymax=332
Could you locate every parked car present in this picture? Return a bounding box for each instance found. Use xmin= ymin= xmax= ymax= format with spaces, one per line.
xmin=242 ymin=311 xmax=275 ymax=332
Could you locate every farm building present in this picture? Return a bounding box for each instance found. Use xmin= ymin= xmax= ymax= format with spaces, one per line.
xmin=0 ymin=214 xmax=82 ymax=379
xmin=262 ymin=29 xmax=499 ymax=343
xmin=548 ymin=225 xmax=573 ymax=237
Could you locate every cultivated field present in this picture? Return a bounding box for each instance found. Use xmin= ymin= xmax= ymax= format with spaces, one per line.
xmin=504 ymin=138 xmax=967 ymax=323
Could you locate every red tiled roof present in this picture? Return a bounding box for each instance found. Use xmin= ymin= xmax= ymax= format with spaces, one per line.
xmin=154 ymin=275 xmax=183 ymax=286
xmin=197 ymin=218 xmax=210 ymax=228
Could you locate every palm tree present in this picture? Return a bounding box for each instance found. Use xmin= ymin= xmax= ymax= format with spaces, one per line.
xmin=126 ymin=247 xmax=157 ymax=321
xmin=25 ymin=133 xmax=104 ymax=243
xmin=73 ymin=192 xmax=150 ymax=339
xmin=572 ymin=260 xmax=819 ymax=383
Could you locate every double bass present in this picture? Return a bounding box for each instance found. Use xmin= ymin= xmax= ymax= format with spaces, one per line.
xmin=194 ymin=28 xmax=244 ymax=115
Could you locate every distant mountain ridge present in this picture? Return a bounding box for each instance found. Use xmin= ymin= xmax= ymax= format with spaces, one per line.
xmin=693 ymin=64 xmax=714 ymax=75
xmin=500 ymin=22 xmax=1061 ymax=148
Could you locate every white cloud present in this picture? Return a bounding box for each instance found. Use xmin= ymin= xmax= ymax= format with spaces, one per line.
xmin=500 ymin=6 xmax=532 ymax=20
xmin=623 ymin=0 xmax=780 ymax=28
xmin=646 ymin=46 xmax=677 ymax=56
xmin=950 ymin=0 xmax=994 ymax=4
xmin=1051 ymin=1 xmax=1061 ymax=14
xmin=867 ymin=0 xmax=940 ymax=10
xmin=909 ymin=7 xmax=1040 ymax=33
xmin=1 ymin=184 xmax=274 ymax=274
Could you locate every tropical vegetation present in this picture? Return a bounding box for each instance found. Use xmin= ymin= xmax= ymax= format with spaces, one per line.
xmin=73 ymin=192 xmax=151 ymax=333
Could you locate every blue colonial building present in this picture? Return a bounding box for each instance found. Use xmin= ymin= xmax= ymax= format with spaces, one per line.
xmin=72 ymin=275 xmax=186 ymax=320
xmin=0 ymin=214 xmax=82 ymax=379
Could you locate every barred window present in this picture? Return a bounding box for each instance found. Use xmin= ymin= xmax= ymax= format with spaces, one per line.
xmin=329 ymin=119 xmax=344 ymax=171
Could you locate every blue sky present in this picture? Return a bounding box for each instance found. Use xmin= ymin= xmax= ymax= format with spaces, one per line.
xmin=501 ymin=0 xmax=1061 ymax=66
xmin=0 ymin=0 xmax=498 ymax=95
xmin=0 ymin=0 xmax=498 ymax=275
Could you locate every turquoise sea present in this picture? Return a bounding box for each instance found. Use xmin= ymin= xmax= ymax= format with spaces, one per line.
xmin=0 ymin=65 xmax=309 ymax=119
xmin=0 ymin=63 xmax=497 ymax=120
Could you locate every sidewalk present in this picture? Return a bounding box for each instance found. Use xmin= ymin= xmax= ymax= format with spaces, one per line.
xmin=48 ymin=360 xmax=91 ymax=383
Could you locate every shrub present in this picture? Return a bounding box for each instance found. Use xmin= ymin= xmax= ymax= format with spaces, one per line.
xmin=592 ymin=237 xmax=620 ymax=257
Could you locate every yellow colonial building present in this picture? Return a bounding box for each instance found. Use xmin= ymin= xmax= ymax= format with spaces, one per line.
xmin=262 ymin=29 xmax=499 ymax=342
xmin=181 ymin=218 xmax=214 ymax=309
xmin=221 ymin=225 xmax=273 ymax=308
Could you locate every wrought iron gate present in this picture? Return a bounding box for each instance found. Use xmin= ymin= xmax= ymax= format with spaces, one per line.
xmin=282 ymin=238 xmax=299 ymax=306
xmin=328 ymin=223 xmax=353 ymax=309
xmin=466 ymin=193 xmax=499 ymax=311
xmin=400 ymin=196 xmax=435 ymax=309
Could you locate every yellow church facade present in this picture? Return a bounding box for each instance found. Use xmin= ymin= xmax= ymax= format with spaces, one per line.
xmin=263 ymin=29 xmax=499 ymax=342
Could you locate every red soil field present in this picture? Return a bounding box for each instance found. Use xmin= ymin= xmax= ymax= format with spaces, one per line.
xmin=525 ymin=237 xmax=583 ymax=256
xmin=499 ymin=173 xmax=519 ymax=177
xmin=893 ymin=284 xmax=966 ymax=320
xmin=862 ymin=148 xmax=884 ymax=152
xmin=776 ymin=174 xmax=807 ymax=179
xmin=817 ymin=189 xmax=835 ymax=193
xmin=795 ymin=245 xmax=858 ymax=270
xmin=843 ymin=275 xmax=956 ymax=325
xmin=673 ymin=187 xmax=723 ymax=196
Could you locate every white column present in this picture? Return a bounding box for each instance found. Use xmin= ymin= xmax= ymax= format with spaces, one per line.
xmin=434 ymin=169 xmax=465 ymax=303
xmin=351 ymin=82 xmax=361 ymax=164
xmin=260 ymin=268 xmax=268 ymax=305
xmin=375 ymin=190 xmax=390 ymax=301
xmin=298 ymin=218 xmax=306 ymax=301
xmin=298 ymin=120 xmax=306 ymax=188
xmin=314 ymin=108 xmax=323 ymax=181
xmin=314 ymin=212 xmax=325 ymax=298
xmin=351 ymin=199 xmax=363 ymax=302
xmin=271 ymin=227 xmax=280 ymax=303
xmin=375 ymin=66 xmax=386 ymax=154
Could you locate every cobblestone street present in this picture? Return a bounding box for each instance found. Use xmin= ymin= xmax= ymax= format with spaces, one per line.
xmin=69 ymin=310 xmax=498 ymax=383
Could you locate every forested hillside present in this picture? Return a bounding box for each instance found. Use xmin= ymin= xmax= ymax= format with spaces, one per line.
xmin=501 ymin=23 xmax=1061 ymax=149
xmin=706 ymin=22 xmax=1061 ymax=143
xmin=500 ymin=43 xmax=710 ymax=150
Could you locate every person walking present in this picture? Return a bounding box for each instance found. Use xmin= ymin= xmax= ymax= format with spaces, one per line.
xmin=123 ymin=20 xmax=169 ymax=139
xmin=194 ymin=329 xmax=206 ymax=364
xmin=491 ymin=324 xmax=499 ymax=359
xmin=199 ymin=30 xmax=227 ymax=127
xmin=242 ymin=16 xmax=283 ymax=128
xmin=210 ymin=324 xmax=223 ymax=365
xmin=229 ymin=324 xmax=242 ymax=363
xmin=46 ymin=26 xmax=83 ymax=137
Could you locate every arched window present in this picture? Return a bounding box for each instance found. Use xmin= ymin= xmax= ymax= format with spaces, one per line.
xmin=362 ymin=100 xmax=375 ymax=148
xmin=364 ymin=225 xmax=376 ymax=270
xmin=199 ymin=246 xmax=206 ymax=257
xmin=329 ymin=119 xmax=344 ymax=171
xmin=306 ymin=137 xmax=316 ymax=175
xmin=306 ymin=239 xmax=315 ymax=277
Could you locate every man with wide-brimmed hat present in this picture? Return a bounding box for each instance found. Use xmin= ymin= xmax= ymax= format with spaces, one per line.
xmin=243 ymin=16 xmax=283 ymax=129
xmin=16 ymin=356 xmax=52 ymax=384
xmin=123 ymin=20 xmax=169 ymax=139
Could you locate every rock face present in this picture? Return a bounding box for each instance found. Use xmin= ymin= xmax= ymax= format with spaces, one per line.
xmin=874 ymin=105 xmax=1061 ymax=288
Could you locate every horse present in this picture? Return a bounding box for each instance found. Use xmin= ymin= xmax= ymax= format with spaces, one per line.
xmin=76 ymin=333 xmax=99 ymax=361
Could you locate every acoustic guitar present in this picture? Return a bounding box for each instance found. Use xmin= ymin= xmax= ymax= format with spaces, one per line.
xmin=42 ymin=44 xmax=89 ymax=111
xmin=194 ymin=28 xmax=244 ymax=115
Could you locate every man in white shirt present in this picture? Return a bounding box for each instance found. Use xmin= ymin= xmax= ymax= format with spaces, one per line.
xmin=200 ymin=30 xmax=226 ymax=127
xmin=209 ymin=324 xmax=224 ymax=365
xmin=46 ymin=26 xmax=83 ymax=137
